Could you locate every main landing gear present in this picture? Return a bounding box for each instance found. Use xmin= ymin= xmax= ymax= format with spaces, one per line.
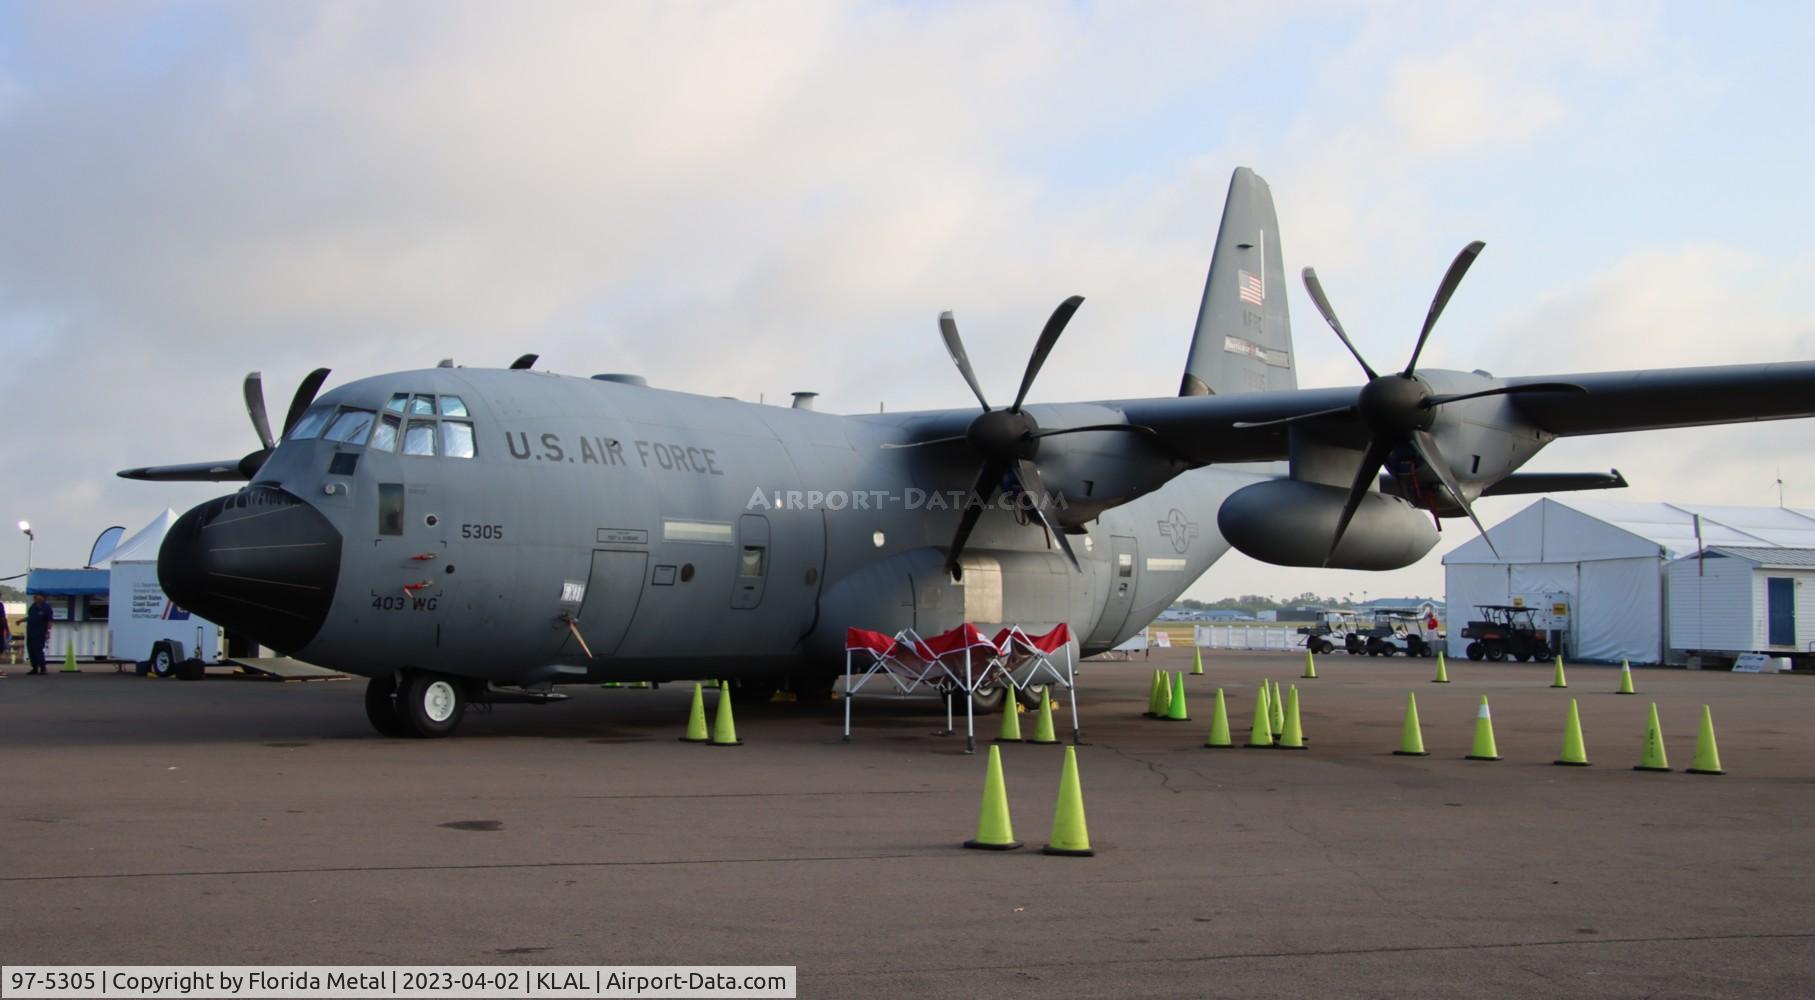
xmin=366 ymin=670 xmax=468 ymax=738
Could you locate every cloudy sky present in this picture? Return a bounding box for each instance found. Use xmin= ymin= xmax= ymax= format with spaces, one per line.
xmin=3 ymin=1 xmax=1812 ymax=601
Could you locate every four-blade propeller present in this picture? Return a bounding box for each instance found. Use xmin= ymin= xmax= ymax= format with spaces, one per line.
xmin=1280 ymin=242 xmax=1585 ymax=564
xmin=908 ymin=296 xmax=1155 ymax=578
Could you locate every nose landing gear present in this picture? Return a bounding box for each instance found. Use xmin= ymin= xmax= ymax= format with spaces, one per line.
xmin=365 ymin=670 xmax=469 ymax=738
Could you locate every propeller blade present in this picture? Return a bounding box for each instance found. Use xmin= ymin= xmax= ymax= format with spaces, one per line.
xmin=879 ymin=434 xmax=969 ymax=450
xmin=281 ymin=368 xmax=331 ymax=437
xmin=1424 ymin=381 xmax=1587 ymax=408
xmin=509 ymin=353 xmax=539 ymax=370
xmin=1012 ymin=458 xmax=1081 ymax=571
xmin=1028 ymin=422 xmax=1160 ymax=440
xmin=1302 ymin=268 xmax=1377 ymax=381
xmin=945 ymin=460 xmax=1005 ymax=579
xmin=1011 ymin=295 xmax=1084 ymax=413
xmin=1231 ymin=405 xmax=1357 ymax=431
xmin=1409 ymin=428 xmax=1500 ymax=558
xmin=1325 ymin=437 xmax=1395 ymax=567
xmin=1403 ymin=240 xmax=1485 ymax=376
xmin=939 ymin=311 xmax=993 ymax=413
xmin=243 ymin=372 xmax=275 ymax=450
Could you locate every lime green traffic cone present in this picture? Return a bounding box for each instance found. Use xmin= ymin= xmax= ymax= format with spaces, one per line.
xmin=1635 ymin=702 xmax=1670 ymax=772
xmin=1204 ymin=688 xmax=1233 ymax=748
xmin=63 ymin=640 xmax=78 ymax=673
xmin=707 ymin=681 xmax=742 ymax=746
xmin=1245 ymin=682 xmax=1273 ymax=748
xmin=1164 ymin=672 xmax=1190 ymax=722
xmin=1278 ymin=684 xmax=1306 ymax=749
xmin=1394 ymin=692 xmax=1429 ymax=756
xmin=997 ymin=693 xmax=1024 ymax=742
xmin=1041 ymin=746 xmax=1094 ymax=856
xmin=1617 ymin=660 xmax=1635 ymax=695
xmin=964 ymin=745 xmax=1022 ymax=850
xmin=1686 ymin=705 xmax=1724 ymax=775
xmin=1466 ymin=695 xmax=1501 ymax=761
xmin=1269 ymin=679 xmax=1285 ymax=737
xmin=1145 ymin=670 xmax=1167 ymax=718
xmin=1433 ymin=652 xmax=1450 ymax=683
xmin=1192 ymin=644 xmax=1204 ymax=675
xmin=1302 ymin=650 xmax=1317 ymax=679
xmin=1551 ymin=656 xmax=1568 ymax=689
xmin=1028 ymin=692 xmax=1060 ymax=745
xmin=1554 ymin=698 xmax=1590 ymax=766
xmin=679 ymin=682 xmax=709 ymax=742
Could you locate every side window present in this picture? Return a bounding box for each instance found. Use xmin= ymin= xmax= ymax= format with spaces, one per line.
xmin=287 ymin=405 xmax=333 ymax=441
xmin=402 ymin=421 xmax=437 ymax=456
xmin=441 ymin=421 xmax=475 ymax=458
xmin=1117 ymin=553 xmax=1134 ymax=578
xmin=322 ymin=408 xmax=376 ymax=446
xmin=438 ymin=395 xmax=469 ymax=418
xmin=377 ymin=483 xmax=404 ymax=536
xmin=370 ymin=414 xmax=400 ymax=452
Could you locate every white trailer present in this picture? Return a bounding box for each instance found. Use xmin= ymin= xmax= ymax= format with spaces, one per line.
xmin=103 ymin=510 xmax=223 ymax=677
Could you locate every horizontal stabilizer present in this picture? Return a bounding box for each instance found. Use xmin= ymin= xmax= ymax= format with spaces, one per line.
xmin=1481 ymin=470 xmax=1628 ymax=497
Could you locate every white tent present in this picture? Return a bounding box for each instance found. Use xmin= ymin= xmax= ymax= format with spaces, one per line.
xmin=1443 ymin=499 xmax=1815 ymax=664
xmin=103 ymin=509 xmax=222 ymax=665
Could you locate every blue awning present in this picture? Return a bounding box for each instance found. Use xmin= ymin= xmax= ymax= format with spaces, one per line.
xmin=26 ymin=568 xmax=110 ymax=597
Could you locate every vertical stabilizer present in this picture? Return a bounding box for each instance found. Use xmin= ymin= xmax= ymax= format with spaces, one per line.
xmin=1179 ymin=167 xmax=1295 ymax=396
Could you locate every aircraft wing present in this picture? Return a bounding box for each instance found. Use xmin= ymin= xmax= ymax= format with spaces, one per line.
xmin=1502 ymin=362 xmax=1815 ymax=435
xmin=1114 ymin=361 xmax=1815 ymax=465
xmin=118 ymin=460 xmax=252 ymax=482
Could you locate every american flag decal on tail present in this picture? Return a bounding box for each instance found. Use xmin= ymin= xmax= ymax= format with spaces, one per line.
xmin=1237 ymin=269 xmax=1264 ymax=306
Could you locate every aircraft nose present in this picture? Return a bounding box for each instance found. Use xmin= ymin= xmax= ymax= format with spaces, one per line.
xmin=159 ymin=486 xmax=342 ymax=654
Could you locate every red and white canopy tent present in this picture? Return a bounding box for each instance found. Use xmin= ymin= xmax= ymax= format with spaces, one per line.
xmin=842 ymin=622 xmax=1078 ymax=752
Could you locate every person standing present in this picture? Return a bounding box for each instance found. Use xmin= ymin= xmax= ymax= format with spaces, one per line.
xmin=25 ymin=593 xmax=53 ymax=674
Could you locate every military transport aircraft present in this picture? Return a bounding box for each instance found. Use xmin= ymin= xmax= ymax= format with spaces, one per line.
xmin=121 ymin=167 xmax=1815 ymax=737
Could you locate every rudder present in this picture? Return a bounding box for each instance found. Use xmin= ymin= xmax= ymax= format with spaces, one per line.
xmin=1179 ymin=167 xmax=1295 ymax=397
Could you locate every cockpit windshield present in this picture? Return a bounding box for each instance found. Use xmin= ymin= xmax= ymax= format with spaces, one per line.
xmin=293 ymin=395 xmax=474 ymax=459
xmin=286 ymin=405 xmax=333 ymax=441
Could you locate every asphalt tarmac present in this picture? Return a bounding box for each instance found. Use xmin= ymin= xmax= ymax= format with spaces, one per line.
xmin=2 ymin=651 xmax=1811 ymax=998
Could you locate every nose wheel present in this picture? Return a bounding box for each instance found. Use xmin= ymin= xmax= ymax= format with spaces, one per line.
xmin=366 ymin=671 xmax=467 ymax=738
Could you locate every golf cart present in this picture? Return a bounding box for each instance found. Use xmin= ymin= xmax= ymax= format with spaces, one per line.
xmin=1299 ymin=611 xmax=1368 ymax=655
xmin=1363 ymin=611 xmax=1440 ymax=657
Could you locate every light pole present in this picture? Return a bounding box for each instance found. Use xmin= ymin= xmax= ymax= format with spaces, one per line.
xmin=18 ymin=521 xmax=32 ymax=573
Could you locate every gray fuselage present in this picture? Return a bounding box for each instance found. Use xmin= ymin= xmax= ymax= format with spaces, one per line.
xmin=239 ymin=367 xmax=1254 ymax=685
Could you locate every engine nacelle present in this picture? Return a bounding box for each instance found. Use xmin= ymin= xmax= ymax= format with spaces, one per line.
xmin=1217 ymin=479 xmax=1440 ymax=570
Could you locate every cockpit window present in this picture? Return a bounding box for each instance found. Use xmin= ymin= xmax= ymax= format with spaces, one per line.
xmin=322 ymin=408 xmax=376 ymax=446
xmin=441 ymin=421 xmax=475 ymax=458
xmin=387 ymin=394 xmax=477 ymax=459
xmin=402 ymin=420 xmax=437 ymax=456
xmin=370 ymin=414 xmax=401 ymax=452
xmin=287 ymin=404 xmax=333 ymax=441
